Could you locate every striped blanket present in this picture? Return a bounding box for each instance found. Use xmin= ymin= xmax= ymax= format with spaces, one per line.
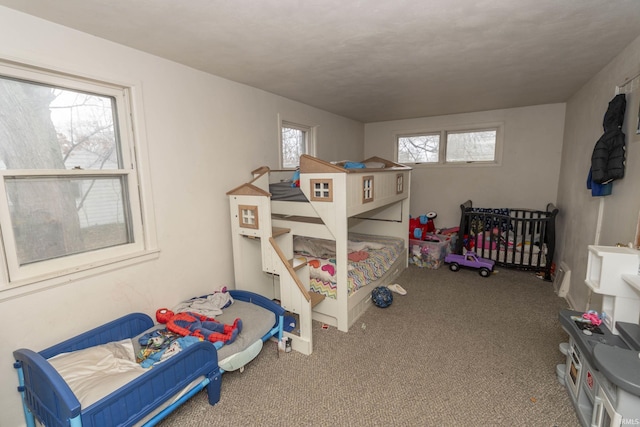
xmin=295 ymin=233 xmax=404 ymax=298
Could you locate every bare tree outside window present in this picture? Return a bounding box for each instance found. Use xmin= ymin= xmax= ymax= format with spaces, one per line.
xmin=397 ymin=128 xmax=498 ymax=165
xmin=281 ymin=123 xmax=309 ymax=169
xmin=0 ymin=76 xmax=131 ymax=267
xmin=397 ymin=134 xmax=440 ymax=163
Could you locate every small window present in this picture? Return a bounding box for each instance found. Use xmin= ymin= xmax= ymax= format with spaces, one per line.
xmin=396 ymin=173 xmax=404 ymax=194
xmin=280 ymin=120 xmax=314 ymax=169
xmin=397 ymin=126 xmax=500 ymax=166
xmin=446 ymin=129 xmax=497 ymax=163
xmin=362 ymin=176 xmax=374 ymax=203
xmin=238 ymin=205 xmax=259 ymax=229
xmin=397 ymin=133 xmax=440 ymax=164
xmin=310 ymin=179 xmax=333 ymax=202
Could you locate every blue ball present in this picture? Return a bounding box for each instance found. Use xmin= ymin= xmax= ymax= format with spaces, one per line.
xmin=371 ymin=286 xmax=393 ymax=308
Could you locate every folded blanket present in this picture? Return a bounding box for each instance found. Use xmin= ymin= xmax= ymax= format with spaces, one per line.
xmin=173 ymin=289 xmax=233 ymax=317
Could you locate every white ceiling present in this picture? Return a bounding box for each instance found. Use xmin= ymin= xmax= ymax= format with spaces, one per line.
xmin=2 ymin=1 xmax=640 ymax=123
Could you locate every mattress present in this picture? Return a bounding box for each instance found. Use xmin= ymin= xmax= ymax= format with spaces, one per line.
xmin=269 ymin=181 xmax=307 ymax=202
xmin=47 ymin=299 xmax=276 ymax=409
xmin=482 ymin=247 xmax=548 ymax=267
xmin=294 ymin=233 xmax=404 ymax=298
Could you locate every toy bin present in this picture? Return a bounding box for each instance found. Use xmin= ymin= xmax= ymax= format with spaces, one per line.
xmin=409 ymin=234 xmax=452 ymax=269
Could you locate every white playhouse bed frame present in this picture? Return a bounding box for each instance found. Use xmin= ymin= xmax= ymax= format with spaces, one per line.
xmin=227 ymin=155 xmax=410 ymax=354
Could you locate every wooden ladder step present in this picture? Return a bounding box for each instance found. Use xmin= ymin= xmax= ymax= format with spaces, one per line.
xmin=309 ymin=291 xmax=325 ymax=308
xmin=289 ymin=256 xmax=308 ymax=271
xmin=272 ymin=227 xmax=290 ymax=238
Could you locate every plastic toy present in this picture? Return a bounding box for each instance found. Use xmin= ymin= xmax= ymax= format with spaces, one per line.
xmin=157 ymin=309 xmax=243 ymax=344
xmin=409 ymin=211 xmax=437 ymax=240
xmin=444 ymin=251 xmax=495 ymax=278
xmin=371 ymin=286 xmax=393 ymax=307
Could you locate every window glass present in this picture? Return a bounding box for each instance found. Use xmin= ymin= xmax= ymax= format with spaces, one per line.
xmin=397 ymin=134 xmax=440 ymax=164
xmin=282 ymin=125 xmax=306 ymax=169
xmin=6 ymin=176 xmax=131 ymax=265
xmin=0 ymin=65 xmax=149 ymax=286
xmin=281 ymin=120 xmax=315 ymax=169
xmin=446 ymin=129 xmax=497 ymax=162
xmin=397 ymin=126 xmax=500 ymax=165
xmin=0 ymin=77 xmax=119 ymax=170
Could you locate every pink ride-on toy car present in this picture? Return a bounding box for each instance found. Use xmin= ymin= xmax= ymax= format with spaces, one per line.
xmin=444 ymin=252 xmax=495 ymax=278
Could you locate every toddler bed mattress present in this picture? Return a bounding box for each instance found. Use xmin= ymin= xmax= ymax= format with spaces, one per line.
xmin=134 ymin=298 xmax=277 ymax=372
xmin=294 ymin=233 xmax=404 ymax=298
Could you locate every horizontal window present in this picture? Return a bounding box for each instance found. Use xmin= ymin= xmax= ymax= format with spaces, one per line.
xmin=397 ymin=133 xmax=440 ymax=164
xmin=397 ymin=125 xmax=502 ymax=166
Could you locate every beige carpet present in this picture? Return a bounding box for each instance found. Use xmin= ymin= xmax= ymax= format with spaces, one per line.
xmin=159 ymin=264 xmax=579 ymax=426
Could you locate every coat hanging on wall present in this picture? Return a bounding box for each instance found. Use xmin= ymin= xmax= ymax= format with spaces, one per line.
xmin=590 ymin=93 xmax=627 ymax=185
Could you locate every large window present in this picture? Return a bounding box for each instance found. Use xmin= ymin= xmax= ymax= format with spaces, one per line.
xmin=280 ymin=120 xmax=314 ymax=169
xmin=0 ymin=62 xmax=155 ymax=288
xmin=397 ymin=126 xmax=501 ymax=166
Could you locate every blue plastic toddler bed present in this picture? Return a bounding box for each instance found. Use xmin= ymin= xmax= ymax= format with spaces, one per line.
xmin=13 ymin=290 xmax=284 ymax=427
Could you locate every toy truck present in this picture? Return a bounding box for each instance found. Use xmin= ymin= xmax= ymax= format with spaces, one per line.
xmin=444 ymin=251 xmax=495 ymax=278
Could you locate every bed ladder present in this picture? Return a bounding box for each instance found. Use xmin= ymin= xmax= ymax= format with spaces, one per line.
xmin=227 ymin=185 xmax=323 ymax=355
xmin=269 ymin=235 xmax=324 ymax=355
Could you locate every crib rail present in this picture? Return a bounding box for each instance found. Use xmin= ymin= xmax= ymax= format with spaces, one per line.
xmin=456 ymin=200 xmax=558 ymax=280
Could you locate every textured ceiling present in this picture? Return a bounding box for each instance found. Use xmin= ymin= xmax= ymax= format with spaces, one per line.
xmin=2 ymin=0 xmax=640 ymax=123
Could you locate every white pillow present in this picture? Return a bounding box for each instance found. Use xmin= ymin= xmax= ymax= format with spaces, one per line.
xmin=48 ymin=339 xmax=145 ymax=408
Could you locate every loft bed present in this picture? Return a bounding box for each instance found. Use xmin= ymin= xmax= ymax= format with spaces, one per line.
xmin=227 ymin=155 xmax=411 ymax=352
xmin=13 ymin=290 xmax=284 ymax=427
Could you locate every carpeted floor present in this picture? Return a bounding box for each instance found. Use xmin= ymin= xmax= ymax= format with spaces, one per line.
xmin=159 ymin=264 xmax=580 ymax=426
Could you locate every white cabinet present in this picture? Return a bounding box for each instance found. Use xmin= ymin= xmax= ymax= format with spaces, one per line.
xmin=585 ymin=245 xmax=640 ymax=333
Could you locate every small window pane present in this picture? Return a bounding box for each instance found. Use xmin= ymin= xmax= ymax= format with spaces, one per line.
xmin=5 ymin=176 xmax=132 ymax=265
xmin=446 ymin=130 xmax=497 ymax=162
xmin=282 ymin=126 xmax=306 ymax=169
xmin=397 ymin=134 xmax=440 ymax=163
xmin=0 ymin=76 xmax=120 ymax=171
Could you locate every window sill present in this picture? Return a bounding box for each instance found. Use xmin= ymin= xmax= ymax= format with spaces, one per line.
xmin=0 ymin=249 xmax=160 ymax=302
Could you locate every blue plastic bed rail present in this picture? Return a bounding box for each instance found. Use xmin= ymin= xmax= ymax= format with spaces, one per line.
xmin=14 ymin=292 xmax=284 ymax=427
xmin=14 ymin=312 xmax=221 ymax=427
xmin=230 ymin=289 xmax=286 ymax=342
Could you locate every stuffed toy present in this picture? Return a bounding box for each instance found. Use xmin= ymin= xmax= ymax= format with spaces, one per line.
xmin=291 ymin=169 xmax=300 ymax=188
xmin=156 ymin=309 xmax=243 ymax=345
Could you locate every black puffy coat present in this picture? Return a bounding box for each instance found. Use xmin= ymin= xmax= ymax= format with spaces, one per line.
xmin=591 ymin=94 xmax=626 ymax=184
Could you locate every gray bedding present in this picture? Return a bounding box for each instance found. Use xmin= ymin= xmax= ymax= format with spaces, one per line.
xmin=269 ymin=181 xmax=307 ymax=202
xmin=215 ymin=300 xmax=275 ymax=360
xmin=133 ymin=300 xmax=276 ymax=363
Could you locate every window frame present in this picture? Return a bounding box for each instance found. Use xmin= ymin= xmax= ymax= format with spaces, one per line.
xmin=279 ymin=118 xmax=316 ymax=169
xmin=0 ymin=60 xmax=158 ymax=294
xmin=396 ymin=122 xmax=504 ymax=167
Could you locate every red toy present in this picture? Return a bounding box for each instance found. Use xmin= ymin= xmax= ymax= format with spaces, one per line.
xmin=409 ymin=211 xmax=437 ymax=240
xmin=156 ymin=308 xmax=242 ymax=345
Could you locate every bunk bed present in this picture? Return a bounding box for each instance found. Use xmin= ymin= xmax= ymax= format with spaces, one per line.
xmin=13 ymin=290 xmax=284 ymax=427
xmin=227 ymin=155 xmax=411 ymax=349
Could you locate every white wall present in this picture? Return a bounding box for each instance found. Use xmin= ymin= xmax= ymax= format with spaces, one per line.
xmin=0 ymin=7 xmax=363 ymax=426
xmin=364 ymin=104 xmax=566 ymax=228
xmin=556 ymin=34 xmax=640 ymax=311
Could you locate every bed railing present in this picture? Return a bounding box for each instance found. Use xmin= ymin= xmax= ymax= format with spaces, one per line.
xmin=268 ymin=237 xmax=323 ymax=355
xmin=456 ymin=200 xmax=558 ymax=280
